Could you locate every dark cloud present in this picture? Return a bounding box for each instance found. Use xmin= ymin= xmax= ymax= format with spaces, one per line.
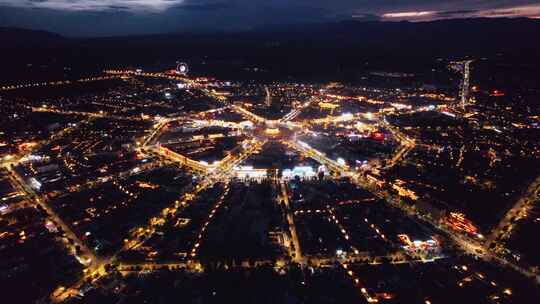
xmin=482 ymin=10 xmax=519 ymax=17
xmin=107 ymin=5 xmax=131 ymax=10
xmin=435 ymin=9 xmax=478 ymax=17
xmin=1 ymin=1 xmax=539 ymax=36
xmin=174 ymin=2 xmax=233 ymax=11
xmin=351 ymin=13 xmax=381 ymax=21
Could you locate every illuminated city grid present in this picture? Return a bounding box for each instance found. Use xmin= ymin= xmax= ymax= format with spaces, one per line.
xmin=1 ymin=62 xmax=540 ymax=303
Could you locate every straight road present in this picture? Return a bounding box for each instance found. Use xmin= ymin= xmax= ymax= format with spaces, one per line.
xmin=278 ymin=180 xmax=303 ymax=264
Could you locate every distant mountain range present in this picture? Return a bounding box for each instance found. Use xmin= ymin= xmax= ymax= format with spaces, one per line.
xmin=1 ymin=17 xmax=539 ymax=81
xmin=2 ymin=17 xmax=540 ymax=54
xmin=0 ymin=27 xmax=67 ymax=48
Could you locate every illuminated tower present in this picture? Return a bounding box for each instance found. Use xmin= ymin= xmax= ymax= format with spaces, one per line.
xmin=265 ymin=86 xmax=272 ymax=107
xmin=460 ymin=60 xmax=473 ymax=110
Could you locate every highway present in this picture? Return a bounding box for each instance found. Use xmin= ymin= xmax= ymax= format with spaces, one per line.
xmin=0 ymin=75 xmax=122 ymax=92
xmin=149 ymin=145 xmax=209 ymax=173
xmin=232 ymin=105 xmax=267 ymax=123
xmin=278 ymin=180 xmax=303 ymax=264
xmin=487 ymin=174 xmax=540 ymax=248
xmin=211 ymin=139 xmax=266 ymax=177
xmin=4 ymin=165 xmax=100 ymax=270
xmin=384 ymin=141 xmax=415 ymax=169
xmin=114 ymin=253 xmax=443 ymax=277
xmin=189 ymin=183 xmax=230 ymax=258
xmin=286 ymin=139 xmax=348 ymax=175
xmin=32 ymin=106 xmax=152 ymax=123
xmin=141 ymin=118 xmax=172 ymax=146
xmin=307 ymin=112 xmax=359 ymax=125
xmin=280 ymin=99 xmax=314 ymax=122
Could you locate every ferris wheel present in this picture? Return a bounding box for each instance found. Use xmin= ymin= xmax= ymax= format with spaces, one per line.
xmin=176 ymin=62 xmax=189 ymax=75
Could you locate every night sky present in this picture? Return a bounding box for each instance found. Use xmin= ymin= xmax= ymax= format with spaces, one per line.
xmin=0 ymin=0 xmax=539 ymax=37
